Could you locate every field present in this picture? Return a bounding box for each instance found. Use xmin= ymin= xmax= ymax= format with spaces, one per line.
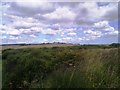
xmin=1 ymin=44 xmax=74 ymax=50
xmin=0 ymin=52 xmax=2 ymax=89
xmin=2 ymin=44 xmax=120 ymax=88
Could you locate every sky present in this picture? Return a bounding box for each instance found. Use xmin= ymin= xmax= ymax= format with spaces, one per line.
xmin=0 ymin=0 xmax=119 ymax=44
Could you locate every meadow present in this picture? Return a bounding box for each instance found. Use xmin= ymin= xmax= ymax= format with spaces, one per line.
xmin=1 ymin=43 xmax=74 ymax=50
xmin=2 ymin=44 xmax=120 ymax=88
xmin=0 ymin=53 xmax=2 ymax=89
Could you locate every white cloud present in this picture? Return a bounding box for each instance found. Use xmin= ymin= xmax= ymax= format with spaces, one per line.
xmin=8 ymin=29 xmax=21 ymax=35
xmin=75 ymin=2 xmax=118 ymax=25
xmin=41 ymin=28 xmax=58 ymax=35
xmin=60 ymin=32 xmax=65 ymax=37
xmin=1 ymin=2 xmax=118 ymax=44
xmin=29 ymin=34 xmax=37 ymax=38
xmin=19 ymin=27 xmax=59 ymax=35
xmin=42 ymin=39 xmax=49 ymax=43
xmin=84 ymin=29 xmax=102 ymax=37
xmin=93 ymin=20 xmax=115 ymax=32
xmin=104 ymin=26 xmax=115 ymax=32
xmin=93 ymin=21 xmax=109 ymax=29
xmin=93 ymin=20 xmax=117 ymax=36
xmin=66 ymin=28 xmax=76 ymax=32
xmin=19 ymin=28 xmax=32 ymax=34
xmin=9 ymin=36 xmax=20 ymax=40
xmin=83 ymin=29 xmax=102 ymax=41
xmin=2 ymin=0 xmax=119 ymax=2
xmin=105 ymin=30 xmax=119 ymax=35
xmin=58 ymin=28 xmax=77 ymax=37
xmin=1 ymin=25 xmax=21 ymax=35
xmin=78 ymin=38 xmax=83 ymax=41
xmin=43 ymin=6 xmax=76 ymax=21
xmin=57 ymin=37 xmax=72 ymax=42
xmin=1 ymin=36 xmax=7 ymax=39
xmin=56 ymin=37 xmax=85 ymax=43
xmin=67 ymin=32 xmax=77 ymax=36
xmin=15 ymin=0 xmax=52 ymax=10
xmin=111 ymin=30 xmax=119 ymax=35
xmin=5 ymin=14 xmax=45 ymax=28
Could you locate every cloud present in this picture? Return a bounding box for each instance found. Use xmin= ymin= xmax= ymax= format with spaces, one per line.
xmin=43 ymin=6 xmax=76 ymax=22
xmin=3 ymin=2 xmax=118 ymax=26
xmin=29 ymin=34 xmax=37 ymax=38
xmin=93 ymin=21 xmax=109 ymax=29
xmin=50 ymin=23 xmax=61 ymax=30
xmin=102 ymin=3 xmax=118 ymax=21
xmin=105 ymin=30 xmax=119 ymax=36
xmin=19 ymin=27 xmax=59 ymax=35
xmin=59 ymin=37 xmax=73 ymax=42
xmin=75 ymin=3 xmax=102 ymax=25
xmin=15 ymin=0 xmax=51 ymax=9
xmin=1 ymin=25 xmax=21 ymax=36
xmin=9 ymin=0 xmax=54 ymax=17
xmin=66 ymin=28 xmax=76 ymax=32
xmin=7 ymin=29 xmax=21 ymax=35
xmin=9 ymin=36 xmax=19 ymax=40
xmin=4 ymin=14 xmax=45 ymax=28
xmin=93 ymin=20 xmax=118 ymax=36
xmin=56 ymin=37 xmax=85 ymax=43
xmin=75 ymin=2 xmax=118 ymax=25
xmin=84 ymin=29 xmax=102 ymax=37
xmin=1 ymin=36 xmax=7 ymax=40
xmin=41 ymin=28 xmax=58 ymax=35
xmin=1 ymin=2 xmax=118 ymax=44
xmin=42 ymin=39 xmax=49 ymax=43
xmin=67 ymin=32 xmax=77 ymax=36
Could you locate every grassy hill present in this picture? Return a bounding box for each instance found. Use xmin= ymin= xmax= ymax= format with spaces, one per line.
xmin=2 ymin=45 xmax=120 ymax=88
xmin=2 ymin=43 xmax=119 ymax=50
xmin=1 ymin=43 xmax=74 ymax=50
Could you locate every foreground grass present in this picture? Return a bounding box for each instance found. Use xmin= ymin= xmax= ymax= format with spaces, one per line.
xmin=42 ymin=49 xmax=119 ymax=88
xmin=2 ymin=46 xmax=120 ymax=88
xmin=0 ymin=58 xmax=2 ymax=89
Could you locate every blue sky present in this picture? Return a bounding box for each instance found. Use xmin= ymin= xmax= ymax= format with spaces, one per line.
xmin=0 ymin=0 xmax=119 ymax=44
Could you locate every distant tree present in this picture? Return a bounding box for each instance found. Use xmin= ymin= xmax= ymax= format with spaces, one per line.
xmin=109 ymin=43 xmax=120 ymax=47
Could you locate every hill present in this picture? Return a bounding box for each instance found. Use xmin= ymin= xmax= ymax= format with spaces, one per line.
xmin=1 ymin=43 xmax=74 ymax=50
xmin=1 ymin=43 xmax=120 ymax=50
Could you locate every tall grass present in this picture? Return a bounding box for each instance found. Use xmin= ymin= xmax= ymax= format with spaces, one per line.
xmin=42 ymin=49 xmax=119 ymax=88
xmin=2 ymin=47 xmax=119 ymax=88
xmin=0 ymin=60 xmax=2 ymax=89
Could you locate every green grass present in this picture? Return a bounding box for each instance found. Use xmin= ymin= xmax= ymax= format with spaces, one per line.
xmin=0 ymin=59 xmax=2 ymax=89
xmin=2 ymin=46 xmax=120 ymax=88
xmin=42 ymin=49 xmax=119 ymax=88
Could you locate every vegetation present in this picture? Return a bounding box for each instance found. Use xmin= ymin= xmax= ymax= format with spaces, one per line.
xmin=0 ymin=61 xmax=2 ymax=89
xmin=2 ymin=44 xmax=120 ymax=88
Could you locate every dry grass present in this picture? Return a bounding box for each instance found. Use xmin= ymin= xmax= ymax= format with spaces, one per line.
xmin=2 ymin=44 xmax=74 ymax=50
